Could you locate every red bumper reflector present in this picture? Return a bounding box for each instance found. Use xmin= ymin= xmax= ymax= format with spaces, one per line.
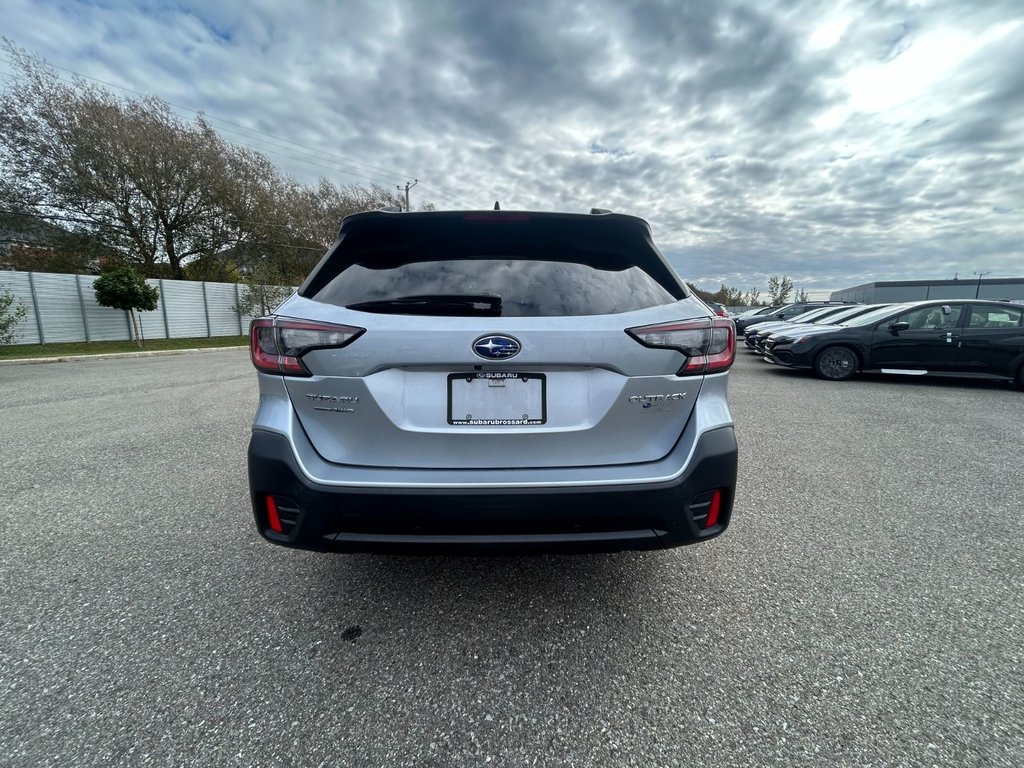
xmin=266 ymin=495 xmax=283 ymax=533
xmin=705 ymin=490 xmax=722 ymax=528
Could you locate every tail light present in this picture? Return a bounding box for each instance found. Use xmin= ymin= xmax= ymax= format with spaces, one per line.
xmin=250 ymin=317 xmax=364 ymax=376
xmin=627 ymin=317 xmax=735 ymax=375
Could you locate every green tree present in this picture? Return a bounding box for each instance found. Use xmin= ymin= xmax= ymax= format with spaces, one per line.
xmin=794 ymin=287 xmax=809 ymax=302
xmin=93 ymin=267 xmax=159 ymax=347
xmin=686 ymin=281 xmax=748 ymax=307
xmin=0 ymin=288 xmax=28 ymax=345
xmin=767 ymin=275 xmax=794 ymax=304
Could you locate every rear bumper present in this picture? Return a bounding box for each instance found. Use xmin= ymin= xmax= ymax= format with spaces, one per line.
xmin=247 ymin=426 xmax=738 ymax=554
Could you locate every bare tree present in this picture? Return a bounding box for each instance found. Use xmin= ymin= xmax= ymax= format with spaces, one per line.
xmin=296 ymin=179 xmax=403 ymax=247
xmin=232 ymin=262 xmax=296 ymax=319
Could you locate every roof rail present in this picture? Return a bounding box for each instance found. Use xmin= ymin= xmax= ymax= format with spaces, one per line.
xmin=590 ymin=208 xmax=612 ymax=214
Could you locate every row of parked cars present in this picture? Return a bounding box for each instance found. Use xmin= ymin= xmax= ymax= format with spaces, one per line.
xmin=734 ymin=299 xmax=1024 ymax=389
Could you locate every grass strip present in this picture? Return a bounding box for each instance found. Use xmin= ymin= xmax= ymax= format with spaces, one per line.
xmin=0 ymin=335 xmax=248 ymax=359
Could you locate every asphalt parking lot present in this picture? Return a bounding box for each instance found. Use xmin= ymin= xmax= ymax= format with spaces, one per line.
xmin=1 ymin=349 xmax=1021 ymax=767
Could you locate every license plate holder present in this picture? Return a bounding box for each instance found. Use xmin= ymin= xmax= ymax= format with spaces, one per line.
xmin=448 ymin=372 xmax=546 ymax=425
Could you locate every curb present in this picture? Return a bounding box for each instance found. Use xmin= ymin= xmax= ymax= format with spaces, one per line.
xmin=0 ymin=346 xmax=248 ymax=366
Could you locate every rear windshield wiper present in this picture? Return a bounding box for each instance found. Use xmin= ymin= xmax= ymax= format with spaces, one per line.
xmin=345 ymin=294 xmax=502 ymax=316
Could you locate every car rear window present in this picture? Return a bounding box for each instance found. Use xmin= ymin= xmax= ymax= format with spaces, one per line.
xmin=301 ymin=213 xmax=685 ymax=317
xmin=311 ymin=259 xmax=678 ymax=317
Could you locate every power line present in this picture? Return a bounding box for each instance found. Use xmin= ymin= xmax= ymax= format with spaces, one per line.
xmin=0 ymin=208 xmax=327 ymax=252
xmin=199 ymin=116 xmax=414 ymax=183
xmin=1 ymin=68 xmax=446 ymax=203
xmin=3 ymin=66 xmax=387 ymax=189
xmin=0 ymin=61 xmax=481 ymax=210
xmin=2 ymin=65 xmax=404 ymax=189
xmin=209 ymin=123 xmax=405 ymax=186
xmin=1 ymin=56 xmax=474 ymax=201
xmin=10 ymin=200 xmax=300 ymax=232
xmin=417 ymin=181 xmax=475 ymax=209
xmin=221 ymin=134 xmax=403 ymax=188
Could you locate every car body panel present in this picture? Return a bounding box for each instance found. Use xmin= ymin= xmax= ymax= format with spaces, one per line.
xmin=253 ymin=370 xmax=732 ymax=488
xmin=274 ymin=295 xmax=711 ymax=469
xmin=956 ymin=303 xmax=1024 ymax=376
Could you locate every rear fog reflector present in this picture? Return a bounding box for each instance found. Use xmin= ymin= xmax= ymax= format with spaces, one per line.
xmin=689 ymin=489 xmax=724 ymax=529
xmin=706 ymin=490 xmax=721 ymax=528
xmin=266 ymin=495 xmax=283 ymax=533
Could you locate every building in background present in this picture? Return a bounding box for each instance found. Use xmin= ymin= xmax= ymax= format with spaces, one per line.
xmin=831 ymin=277 xmax=1024 ymax=304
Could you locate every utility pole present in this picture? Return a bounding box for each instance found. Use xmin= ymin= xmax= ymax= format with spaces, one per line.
xmin=973 ymin=271 xmax=991 ymax=298
xmin=397 ymin=179 xmax=418 ymax=211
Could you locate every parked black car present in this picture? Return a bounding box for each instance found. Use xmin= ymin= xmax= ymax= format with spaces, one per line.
xmin=765 ymin=300 xmax=1024 ymax=388
xmin=734 ymin=301 xmax=856 ymax=335
xmin=744 ymin=305 xmax=871 ymax=351
xmin=733 ymin=305 xmax=782 ymax=323
xmin=749 ymin=304 xmax=893 ymax=354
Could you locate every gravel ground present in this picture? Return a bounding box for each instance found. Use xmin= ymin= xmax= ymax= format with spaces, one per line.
xmin=1 ymin=349 xmax=1021 ymax=767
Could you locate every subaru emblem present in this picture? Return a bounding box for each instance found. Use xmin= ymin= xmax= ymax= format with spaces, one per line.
xmin=473 ymin=335 xmax=521 ymax=360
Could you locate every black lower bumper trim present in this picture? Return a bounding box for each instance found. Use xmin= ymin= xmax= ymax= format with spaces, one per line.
xmin=247 ymin=426 xmax=738 ymax=554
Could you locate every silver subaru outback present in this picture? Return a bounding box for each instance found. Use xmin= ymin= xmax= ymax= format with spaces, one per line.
xmin=247 ymin=209 xmax=737 ymax=554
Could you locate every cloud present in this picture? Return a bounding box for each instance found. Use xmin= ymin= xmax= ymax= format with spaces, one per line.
xmin=2 ymin=0 xmax=1022 ymax=294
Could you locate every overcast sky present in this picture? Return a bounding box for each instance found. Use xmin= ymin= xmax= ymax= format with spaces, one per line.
xmin=3 ymin=0 xmax=1022 ymax=297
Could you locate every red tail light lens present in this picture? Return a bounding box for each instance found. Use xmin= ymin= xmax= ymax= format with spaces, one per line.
xmin=249 ymin=318 xmax=364 ymax=376
xmin=627 ymin=317 xmax=735 ymax=376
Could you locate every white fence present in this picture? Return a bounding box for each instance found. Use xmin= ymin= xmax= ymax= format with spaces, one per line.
xmin=0 ymin=270 xmax=283 ymax=345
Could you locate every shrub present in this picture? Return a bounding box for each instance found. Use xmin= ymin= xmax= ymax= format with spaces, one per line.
xmin=93 ymin=267 xmax=159 ymax=347
xmin=0 ymin=288 xmax=28 ymax=345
